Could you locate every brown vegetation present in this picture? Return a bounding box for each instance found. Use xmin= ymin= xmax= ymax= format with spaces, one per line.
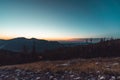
xmin=0 ymin=57 xmax=119 ymax=73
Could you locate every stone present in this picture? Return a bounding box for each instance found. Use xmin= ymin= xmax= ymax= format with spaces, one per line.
xmin=36 ymin=77 xmax=41 ymax=80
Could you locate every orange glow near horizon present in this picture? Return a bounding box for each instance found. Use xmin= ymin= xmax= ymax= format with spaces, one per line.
xmin=0 ymin=35 xmax=13 ymax=40
xmin=44 ymin=37 xmax=71 ymax=41
xmin=0 ymin=35 xmax=72 ymax=41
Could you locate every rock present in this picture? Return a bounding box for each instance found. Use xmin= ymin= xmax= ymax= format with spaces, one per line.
xmin=15 ymin=69 xmax=21 ymax=72
xmin=74 ymin=77 xmax=81 ymax=80
xmin=36 ymin=77 xmax=41 ymax=80
xmin=90 ymin=77 xmax=96 ymax=80
xmin=99 ymin=75 xmax=105 ymax=80
xmin=15 ymin=77 xmax=19 ymax=80
xmin=53 ymin=78 xmax=57 ymax=80
xmin=70 ymin=75 xmax=74 ymax=78
xmin=0 ymin=78 xmax=2 ymax=80
xmin=117 ymin=76 xmax=120 ymax=79
xmin=110 ymin=76 xmax=116 ymax=80
xmin=69 ymin=71 xmax=73 ymax=74
xmin=0 ymin=74 xmax=5 ymax=77
xmin=61 ymin=75 xmax=64 ymax=79
xmin=95 ymin=62 xmax=99 ymax=65
xmin=112 ymin=63 xmax=119 ymax=66
xmin=96 ymin=71 xmax=100 ymax=73
xmin=45 ymin=72 xmax=50 ymax=75
xmin=49 ymin=75 xmax=54 ymax=79
xmin=0 ymin=68 xmax=119 ymax=80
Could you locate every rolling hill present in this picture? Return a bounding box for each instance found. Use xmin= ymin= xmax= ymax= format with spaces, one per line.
xmin=0 ymin=37 xmax=63 ymax=53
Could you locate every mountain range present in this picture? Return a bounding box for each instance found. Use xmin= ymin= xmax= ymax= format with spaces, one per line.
xmin=0 ymin=37 xmax=63 ymax=53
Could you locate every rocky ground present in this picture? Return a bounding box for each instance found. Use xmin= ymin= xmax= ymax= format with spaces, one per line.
xmin=0 ymin=58 xmax=120 ymax=80
xmin=0 ymin=68 xmax=120 ymax=80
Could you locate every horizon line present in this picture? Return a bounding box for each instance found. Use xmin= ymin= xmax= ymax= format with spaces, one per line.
xmin=0 ymin=36 xmax=116 ymax=41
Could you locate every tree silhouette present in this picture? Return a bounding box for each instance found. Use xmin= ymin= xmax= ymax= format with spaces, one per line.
xmin=32 ymin=41 xmax=36 ymax=55
xmin=100 ymin=38 xmax=104 ymax=43
xmin=90 ymin=38 xmax=93 ymax=43
xmin=85 ymin=39 xmax=88 ymax=43
xmin=22 ymin=45 xmax=28 ymax=54
xmin=31 ymin=40 xmax=38 ymax=61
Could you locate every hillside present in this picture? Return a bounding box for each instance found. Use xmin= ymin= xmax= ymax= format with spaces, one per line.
xmin=0 ymin=39 xmax=120 ymax=65
xmin=42 ymin=39 xmax=120 ymax=60
xmin=0 ymin=37 xmax=63 ymax=53
xmin=0 ymin=39 xmax=119 ymax=80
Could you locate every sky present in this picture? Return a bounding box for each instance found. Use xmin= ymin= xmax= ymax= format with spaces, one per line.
xmin=0 ymin=0 xmax=120 ymax=40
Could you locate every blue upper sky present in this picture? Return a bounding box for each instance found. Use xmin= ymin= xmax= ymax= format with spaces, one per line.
xmin=0 ymin=0 xmax=120 ymax=40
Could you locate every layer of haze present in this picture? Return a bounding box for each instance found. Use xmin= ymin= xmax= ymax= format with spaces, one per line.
xmin=0 ymin=0 xmax=120 ymax=40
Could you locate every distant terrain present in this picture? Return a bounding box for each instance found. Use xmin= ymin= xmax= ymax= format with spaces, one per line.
xmin=0 ymin=38 xmax=120 ymax=80
xmin=0 ymin=38 xmax=120 ymax=65
xmin=0 ymin=37 xmax=63 ymax=53
xmin=0 ymin=37 xmax=101 ymax=52
xmin=42 ymin=39 xmax=120 ymax=60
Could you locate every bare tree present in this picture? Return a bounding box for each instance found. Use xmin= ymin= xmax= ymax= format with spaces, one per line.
xmin=22 ymin=45 xmax=28 ymax=54
xmin=90 ymin=38 xmax=93 ymax=43
xmin=85 ymin=39 xmax=88 ymax=43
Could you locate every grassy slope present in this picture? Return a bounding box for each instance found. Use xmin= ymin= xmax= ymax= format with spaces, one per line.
xmin=0 ymin=57 xmax=119 ymax=74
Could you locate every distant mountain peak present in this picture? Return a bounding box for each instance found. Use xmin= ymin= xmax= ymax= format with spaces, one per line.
xmin=0 ymin=37 xmax=62 ymax=53
xmin=11 ymin=37 xmax=27 ymax=40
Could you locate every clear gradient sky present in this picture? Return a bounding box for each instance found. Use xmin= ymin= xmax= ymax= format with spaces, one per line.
xmin=0 ymin=0 xmax=120 ymax=40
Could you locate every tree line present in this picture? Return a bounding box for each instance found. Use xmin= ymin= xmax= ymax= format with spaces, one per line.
xmin=41 ymin=38 xmax=120 ymax=60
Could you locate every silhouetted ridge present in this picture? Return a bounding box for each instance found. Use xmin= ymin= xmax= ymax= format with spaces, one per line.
xmin=0 ymin=37 xmax=63 ymax=53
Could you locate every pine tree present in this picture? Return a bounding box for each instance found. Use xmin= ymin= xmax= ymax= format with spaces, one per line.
xmin=31 ymin=40 xmax=38 ymax=61
xmin=22 ymin=45 xmax=28 ymax=54
xmin=100 ymin=38 xmax=104 ymax=43
xmin=85 ymin=39 xmax=88 ymax=43
xmin=32 ymin=41 xmax=36 ymax=55
xmin=90 ymin=38 xmax=93 ymax=43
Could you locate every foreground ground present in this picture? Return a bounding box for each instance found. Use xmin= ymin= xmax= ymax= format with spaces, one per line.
xmin=0 ymin=57 xmax=120 ymax=80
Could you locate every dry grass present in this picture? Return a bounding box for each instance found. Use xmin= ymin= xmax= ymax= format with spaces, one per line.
xmin=0 ymin=57 xmax=120 ymax=73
